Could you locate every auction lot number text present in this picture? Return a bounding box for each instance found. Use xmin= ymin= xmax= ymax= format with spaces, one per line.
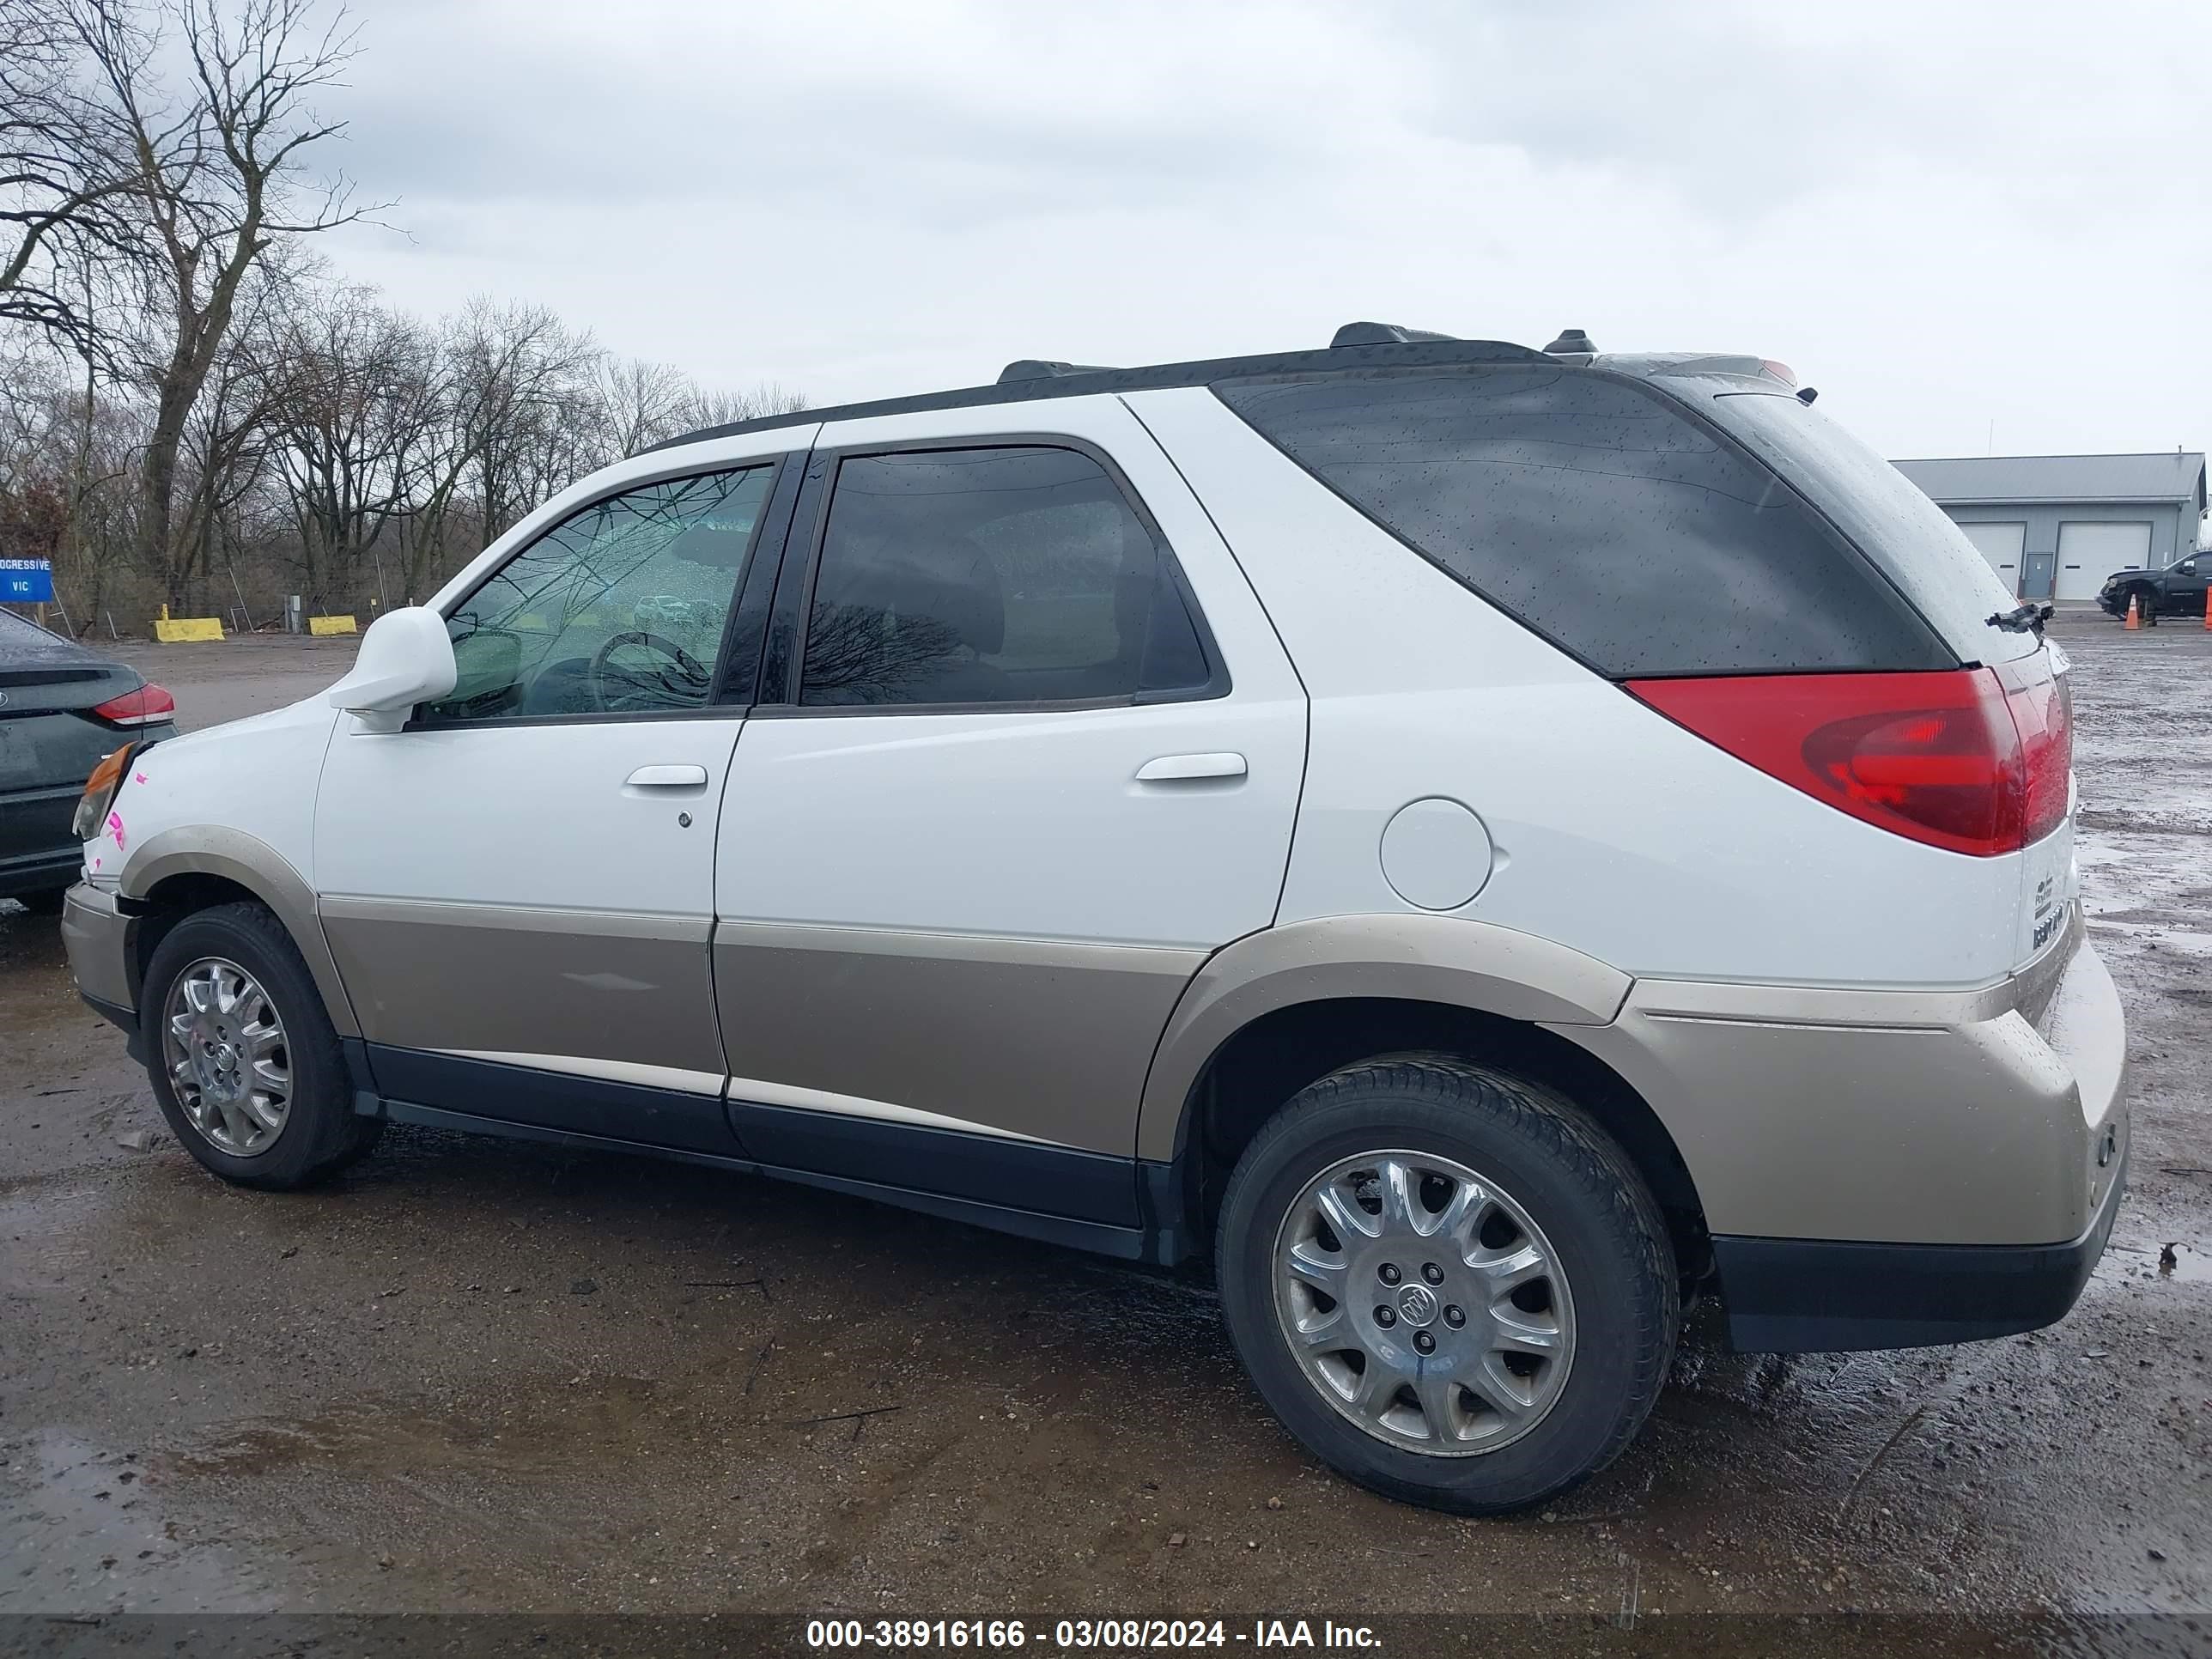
xmin=807 ymin=1620 xmax=1381 ymax=1650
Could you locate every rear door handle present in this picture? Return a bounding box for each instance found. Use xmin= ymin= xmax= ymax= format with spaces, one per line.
xmin=625 ymin=763 xmax=709 ymax=788
xmin=1135 ymin=752 xmax=1248 ymax=783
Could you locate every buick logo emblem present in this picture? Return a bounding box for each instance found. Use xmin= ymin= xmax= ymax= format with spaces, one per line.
xmin=1395 ymin=1285 xmax=1438 ymax=1328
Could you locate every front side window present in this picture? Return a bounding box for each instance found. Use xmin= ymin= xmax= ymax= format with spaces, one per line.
xmin=798 ymin=446 xmax=1214 ymax=708
xmin=427 ymin=466 xmax=775 ymax=722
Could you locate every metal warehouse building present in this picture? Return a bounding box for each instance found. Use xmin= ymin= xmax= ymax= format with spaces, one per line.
xmin=1893 ymin=452 xmax=2209 ymax=605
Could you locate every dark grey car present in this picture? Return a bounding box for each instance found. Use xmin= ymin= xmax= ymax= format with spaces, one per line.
xmin=0 ymin=610 xmax=175 ymax=911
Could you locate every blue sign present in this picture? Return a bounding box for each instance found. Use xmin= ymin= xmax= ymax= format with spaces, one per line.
xmin=0 ymin=558 xmax=53 ymax=604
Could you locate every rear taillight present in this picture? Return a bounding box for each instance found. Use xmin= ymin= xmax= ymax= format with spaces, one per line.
xmin=90 ymin=682 xmax=174 ymax=726
xmin=1628 ymin=657 xmax=2072 ymax=857
xmin=1998 ymin=656 xmax=2071 ymax=847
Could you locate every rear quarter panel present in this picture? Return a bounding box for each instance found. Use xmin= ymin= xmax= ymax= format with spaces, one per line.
xmin=1130 ymin=386 xmax=2027 ymax=992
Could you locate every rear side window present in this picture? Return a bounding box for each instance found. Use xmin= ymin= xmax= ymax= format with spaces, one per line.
xmin=1709 ymin=391 xmax=2037 ymax=665
xmin=1216 ymin=368 xmax=1950 ymax=677
xmin=799 ymin=446 xmax=1218 ymax=708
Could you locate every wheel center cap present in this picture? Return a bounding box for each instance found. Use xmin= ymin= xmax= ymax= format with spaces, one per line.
xmin=1395 ymin=1284 xmax=1439 ymax=1328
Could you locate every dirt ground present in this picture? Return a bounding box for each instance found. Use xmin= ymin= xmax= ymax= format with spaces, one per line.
xmin=2 ymin=621 xmax=2208 ymax=1652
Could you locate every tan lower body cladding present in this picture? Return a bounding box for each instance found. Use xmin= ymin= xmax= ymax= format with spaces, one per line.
xmin=713 ymin=921 xmax=1206 ymax=1155
xmin=318 ymin=895 xmax=727 ymax=1079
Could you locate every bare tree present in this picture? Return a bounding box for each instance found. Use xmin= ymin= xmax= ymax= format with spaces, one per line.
xmin=80 ymin=0 xmax=381 ymax=606
xmin=448 ymin=297 xmax=599 ymax=546
xmin=3 ymin=3 xmax=807 ymax=633
xmin=682 ymin=380 xmax=808 ymax=431
xmin=0 ymin=0 xmax=143 ymax=355
xmin=596 ymin=356 xmax=692 ymax=460
xmin=258 ymin=281 xmax=442 ymax=607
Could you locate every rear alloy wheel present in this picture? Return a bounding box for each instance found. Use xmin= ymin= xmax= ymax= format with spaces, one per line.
xmin=1218 ymin=1055 xmax=1677 ymax=1514
xmin=1275 ymin=1150 xmax=1575 ymax=1455
xmin=141 ymin=901 xmax=380 ymax=1189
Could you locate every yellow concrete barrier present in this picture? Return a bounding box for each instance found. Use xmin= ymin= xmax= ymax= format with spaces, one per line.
xmin=153 ymin=617 xmax=224 ymax=642
xmin=308 ymin=614 xmax=359 ymax=636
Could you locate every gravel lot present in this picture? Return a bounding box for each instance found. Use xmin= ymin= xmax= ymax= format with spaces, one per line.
xmin=2 ymin=620 xmax=2207 ymax=1651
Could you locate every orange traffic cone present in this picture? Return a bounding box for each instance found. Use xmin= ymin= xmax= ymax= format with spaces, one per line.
xmin=2203 ymin=586 xmax=2211 ymax=629
xmin=2125 ymin=592 xmax=2141 ymax=630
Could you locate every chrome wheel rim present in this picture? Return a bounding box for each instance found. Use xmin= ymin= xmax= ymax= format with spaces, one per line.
xmin=162 ymin=957 xmax=291 ymax=1157
xmin=1273 ymin=1149 xmax=1575 ymax=1456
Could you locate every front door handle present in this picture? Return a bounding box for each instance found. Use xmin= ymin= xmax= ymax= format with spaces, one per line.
xmin=625 ymin=763 xmax=709 ymax=788
xmin=1135 ymin=752 xmax=1248 ymax=783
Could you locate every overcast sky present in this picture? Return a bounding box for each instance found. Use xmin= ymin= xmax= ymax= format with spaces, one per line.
xmin=319 ymin=0 xmax=2211 ymax=461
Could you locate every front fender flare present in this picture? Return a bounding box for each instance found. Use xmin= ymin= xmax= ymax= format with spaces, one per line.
xmin=121 ymin=827 xmax=360 ymax=1038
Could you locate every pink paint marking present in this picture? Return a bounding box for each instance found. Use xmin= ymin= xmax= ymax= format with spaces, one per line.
xmin=92 ymin=856 xmax=101 ymax=871
xmin=133 ymin=772 xmax=147 ymax=785
xmin=106 ymin=811 xmax=125 ymax=851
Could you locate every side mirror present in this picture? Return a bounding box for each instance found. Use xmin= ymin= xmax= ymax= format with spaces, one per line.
xmin=327 ymin=607 xmax=458 ymax=733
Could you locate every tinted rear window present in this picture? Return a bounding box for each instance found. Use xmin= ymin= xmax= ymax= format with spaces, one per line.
xmin=1215 ymin=368 xmax=1951 ymax=677
xmin=1707 ymin=391 xmax=2036 ymax=665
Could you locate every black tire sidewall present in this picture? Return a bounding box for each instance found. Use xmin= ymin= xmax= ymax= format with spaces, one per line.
xmin=1218 ymin=1068 xmax=1674 ymax=1514
xmin=140 ymin=903 xmax=357 ymax=1189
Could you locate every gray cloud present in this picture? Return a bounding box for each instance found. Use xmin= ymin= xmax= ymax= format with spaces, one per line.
xmin=313 ymin=0 xmax=2212 ymax=460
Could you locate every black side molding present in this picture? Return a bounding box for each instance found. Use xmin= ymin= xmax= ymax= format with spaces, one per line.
xmin=725 ymin=1097 xmax=1139 ymax=1228
xmin=1713 ymin=1159 xmax=2126 ymax=1353
xmin=366 ymin=1044 xmax=742 ymax=1157
xmin=373 ymin=1098 xmax=1150 ymax=1263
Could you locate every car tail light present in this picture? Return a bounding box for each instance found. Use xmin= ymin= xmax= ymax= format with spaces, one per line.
xmin=1627 ymin=656 xmax=2071 ymax=857
xmin=90 ymin=682 xmax=175 ymax=726
xmin=72 ymin=742 xmax=135 ymax=842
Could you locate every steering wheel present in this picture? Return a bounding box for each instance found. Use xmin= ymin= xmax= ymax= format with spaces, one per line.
xmin=588 ymin=630 xmax=708 ymax=712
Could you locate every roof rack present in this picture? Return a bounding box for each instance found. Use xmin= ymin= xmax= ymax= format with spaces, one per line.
xmin=647 ymin=337 xmax=1552 ymax=454
xmin=998 ymin=359 xmax=1120 ymax=384
xmin=1330 ymin=321 xmax=1460 ymax=348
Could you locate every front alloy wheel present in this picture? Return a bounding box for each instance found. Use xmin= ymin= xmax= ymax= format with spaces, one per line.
xmin=163 ymin=956 xmax=292 ymax=1156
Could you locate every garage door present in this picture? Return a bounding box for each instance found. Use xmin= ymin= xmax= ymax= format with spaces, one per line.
xmin=1959 ymin=521 xmax=2027 ymax=594
xmin=2056 ymin=521 xmax=2152 ymax=603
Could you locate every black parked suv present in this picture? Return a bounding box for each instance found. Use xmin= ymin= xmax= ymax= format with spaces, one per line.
xmin=2099 ymin=555 xmax=2209 ymax=623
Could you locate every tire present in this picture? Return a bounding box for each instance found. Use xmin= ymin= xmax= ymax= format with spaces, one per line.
xmin=140 ymin=901 xmax=380 ymax=1189
xmin=1215 ymin=1054 xmax=1677 ymax=1515
xmin=2131 ymin=586 xmax=2160 ymax=625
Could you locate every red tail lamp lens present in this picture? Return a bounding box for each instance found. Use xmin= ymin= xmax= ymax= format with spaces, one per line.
xmin=1628 ymin=659 xmax=2069 ymax=858
xmin=90 ymin=683 xmax=175 ymax=726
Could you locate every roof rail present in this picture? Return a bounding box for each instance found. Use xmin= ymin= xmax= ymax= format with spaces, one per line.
xmin=647 ymin=337 xmax=1553 ymax=454
xmin=998 ymin=360 xmax=1120 ymax=384
xmin=1331 ymin=321 xmax=1459 ymax=348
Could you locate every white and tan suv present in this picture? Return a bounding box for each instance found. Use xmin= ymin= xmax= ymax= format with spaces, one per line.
xmin=60 ymin=324 xmax=2128 ymax=1513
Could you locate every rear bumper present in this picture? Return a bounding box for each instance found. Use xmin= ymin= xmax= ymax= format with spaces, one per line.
xmin=1712 ymin=1143 xmax=2126 ymax=1352
xmin=1556 ymin=900 xmax=2130 ymax=1268
xmin=0 ymin=845 xmax=84 ymax=898
xmin=0 ymin=784 xmax=84 ymax=896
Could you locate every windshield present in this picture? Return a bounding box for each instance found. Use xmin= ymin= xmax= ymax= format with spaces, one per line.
xmin=1706 ymin=391 xmax=2037 ymax=665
